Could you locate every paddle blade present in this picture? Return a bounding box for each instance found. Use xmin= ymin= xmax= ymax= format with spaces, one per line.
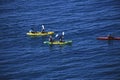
xmin=55 ymin=34 xmax=59 ymax=37
xmin=42 ymin=25 xmax=45 ymax=29
xmin=62 ymin=32 xmax=64 ymax=35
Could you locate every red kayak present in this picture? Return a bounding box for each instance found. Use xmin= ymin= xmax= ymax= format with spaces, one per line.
xmin=97 ymin=37 xmax=120 ymax=40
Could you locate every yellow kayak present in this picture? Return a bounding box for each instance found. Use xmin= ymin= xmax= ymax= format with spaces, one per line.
xmin=26 ymin=32 xmax=54 ymax=36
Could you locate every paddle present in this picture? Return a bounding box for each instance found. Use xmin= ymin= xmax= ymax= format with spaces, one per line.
xmin=53 ymin=34 xmax=59 ymax=41
xmin=55 ymin=34 xmax=59 ymax=38
xmin=42 ymin=25 xmax=45 ymax=29
xmin=62 ymin=32 xmax=64 ymax=36
xmin=41 ymin=25 xmax=46 ymax=33
xmin=61 ymin=32 xmax=65 ymax=42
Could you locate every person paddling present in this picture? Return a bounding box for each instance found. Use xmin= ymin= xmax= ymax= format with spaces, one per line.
xmin=59 ymin=32 xmax=64 ymax=42
xmin=49 ymin=35 xmax=53 ymax=42
xmin=29 ymin=28 xmax=35 ymax=33
xmin=49 ymin=34 xmax=59 ymax=42
xmin=108 ymin=34 xmax=114 ymax=39
xmin=41 ymin=25 xmax=45 ymax=33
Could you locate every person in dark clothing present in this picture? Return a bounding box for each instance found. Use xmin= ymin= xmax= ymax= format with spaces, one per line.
xmin=59 ymin=32 xmax=64 ymax=42
xmin=49 ymin=35 xmax=53 ymax=42
xmin=29 ymin=28 xmax=36 ymax=33
xmin=59 ymin=35 xmax=64 ymax=42
xmin=108 ymin=34 xmax=114 ymax=39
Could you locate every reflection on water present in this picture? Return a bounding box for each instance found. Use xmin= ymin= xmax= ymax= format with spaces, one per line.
xmin=107 ymin=40 xmax=113 ymax=46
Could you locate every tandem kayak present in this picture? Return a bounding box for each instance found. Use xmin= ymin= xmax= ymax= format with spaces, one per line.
xmin=44 ymin=41 xmax=72 ymax=45
xmin=26 ymin=32 xmax=54 ymax=36
xmin=97 ymin=37 xmax=120 ymax=40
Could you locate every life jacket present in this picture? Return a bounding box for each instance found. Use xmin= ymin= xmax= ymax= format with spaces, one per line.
xmin=49 ymin=37 xmax=53 ymax=42
xmin=59 ymin=35 xmax=64 ymax=42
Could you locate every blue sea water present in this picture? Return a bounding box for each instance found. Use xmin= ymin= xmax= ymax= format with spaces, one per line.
xmin=0 ymin=0 xmax=120 ymax=80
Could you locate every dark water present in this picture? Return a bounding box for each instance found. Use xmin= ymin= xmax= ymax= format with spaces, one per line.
xmin=0 ymin=0 xmax=120 ymax=80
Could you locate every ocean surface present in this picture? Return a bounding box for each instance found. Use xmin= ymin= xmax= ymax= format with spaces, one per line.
xmin=0 ymin=0 xmax=120 ymax=80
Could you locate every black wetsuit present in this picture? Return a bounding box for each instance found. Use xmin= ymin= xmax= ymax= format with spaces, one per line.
xmin=49 ymin=37 xmax=53 ymax=42
xmin=59 ymin=35 xmax=64 ymax=42
xmin=108 ymin=36 xmax=114 ymax=39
